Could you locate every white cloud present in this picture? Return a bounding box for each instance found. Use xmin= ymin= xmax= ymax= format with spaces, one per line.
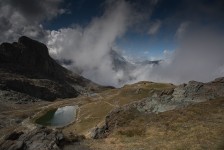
xmin=175 ymin=21 xmax=190 ymax=39
xmin=135 ymin=26 xmax=224 ymax=84
xmin=0 ymin=0 xmax=64 ymax=43
xmin=147 ymin=20 xmax=161 ymax=35
xmin=47 ymin=0 xmax=132 ymax=86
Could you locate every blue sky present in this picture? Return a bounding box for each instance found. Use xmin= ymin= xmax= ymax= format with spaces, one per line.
xmin=116 ymin=32 xmax=175 ymax=60
xmin=43 ymin=0 xmax=105 ymax=30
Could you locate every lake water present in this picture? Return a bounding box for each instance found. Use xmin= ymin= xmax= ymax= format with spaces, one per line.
xmin=35 ymin=105 xmax=78 ymax=127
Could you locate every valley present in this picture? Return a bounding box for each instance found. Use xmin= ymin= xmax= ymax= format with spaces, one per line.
xmin=1 ymin=79 xmax=224 ymax=150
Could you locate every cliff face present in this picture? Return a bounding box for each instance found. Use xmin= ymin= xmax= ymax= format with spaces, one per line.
xmin=0 ymin=36 xmax=54 ymax=76
xmin=0 ymin=36 xmax=102 ymax=101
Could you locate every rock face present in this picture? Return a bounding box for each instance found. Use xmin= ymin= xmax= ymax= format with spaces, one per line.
xmin=135 ymin=78 xmax=224 ymax=113
xmin=90 ymin=125 xmax=108 ymax=139
xmin=0 ymin=36 xmax=102 ymax=101
xmin=0 ymin=127 xmax=91 ymax=150
xmin=0 ymin=36 xmax=52 ymax=75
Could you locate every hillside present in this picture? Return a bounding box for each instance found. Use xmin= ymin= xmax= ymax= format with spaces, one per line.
xmin=0 ymin=36 xmax=103 ymax=102
xmin=1 ymin=76 xmax=223 ymax=149
xmin=88 ymin=98 xmax=224 ymax=150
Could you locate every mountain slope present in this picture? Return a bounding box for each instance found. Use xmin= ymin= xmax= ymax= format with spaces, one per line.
xmin=0 ymin=36 xmax=102 ymax=101
xmin=88 ymin=98 xmax=224 ymax=150
xmin=0 ymin=76 xmax=223 ymax=149
xmin=109 ymin=50 xmax=135 ymax=72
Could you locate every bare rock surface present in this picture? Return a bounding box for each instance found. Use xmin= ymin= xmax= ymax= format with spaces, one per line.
xmin=135 ymin=77 xmax=224 ymax=113
xmin=0 ymin=127 xmax=90 ymax=150
xmin=1 ymin=127 xmax=62 ymax=150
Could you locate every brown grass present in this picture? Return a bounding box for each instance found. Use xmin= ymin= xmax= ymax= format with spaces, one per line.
xmin=62 ymin=82 xmax=174 ymax=136
xmin=63 ymin=101 xmax=114 ymax=135
xmin=87 ymin=98 xmax=224 ymax=150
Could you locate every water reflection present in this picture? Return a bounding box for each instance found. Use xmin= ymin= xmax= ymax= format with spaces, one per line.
xmin=36 ymin=105 xmax=78 ymax=127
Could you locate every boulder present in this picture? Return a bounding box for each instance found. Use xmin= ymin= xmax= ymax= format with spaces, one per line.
xmin=90 ymin=125 xmax=108 ymax=139
xmin=1 ymin=128 xmax=66 ymax=150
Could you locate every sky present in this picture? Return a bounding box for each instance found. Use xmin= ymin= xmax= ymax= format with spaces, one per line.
xmin=44 ymin=0 xmax=177 ymax=59
xmin=0 ymin=0 xmax=224 ymax=86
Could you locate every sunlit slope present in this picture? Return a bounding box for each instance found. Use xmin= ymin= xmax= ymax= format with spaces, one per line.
xmin=87 ymin=98 xmax=224 ymax=150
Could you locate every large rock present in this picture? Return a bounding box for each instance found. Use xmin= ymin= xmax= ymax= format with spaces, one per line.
xmin=0 ymin=128 xmax=66 ymax=150
xmin=0 ymin=127 xmax=90 ymax=150
xmin=90 ymin=125 xmax=108 ymax=139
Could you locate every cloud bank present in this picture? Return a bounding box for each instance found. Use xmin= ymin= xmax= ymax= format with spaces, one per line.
xmin=132 ymin=25 xmax=224 ymax=84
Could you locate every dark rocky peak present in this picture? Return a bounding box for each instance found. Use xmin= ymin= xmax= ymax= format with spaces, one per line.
xmin=18 ymin=36 xmax=50 ymax=58
xmin=0 ymin=36 xmax=49 ymax=63
xmin=0 ymin=36 xmax=60 ymax=78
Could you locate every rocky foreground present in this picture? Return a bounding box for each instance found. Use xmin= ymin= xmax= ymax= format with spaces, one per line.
xmin=0 ymin=127 xmax=90 ymax=150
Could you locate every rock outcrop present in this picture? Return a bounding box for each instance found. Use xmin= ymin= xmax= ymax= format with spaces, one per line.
xmin=1 ymin=127 xmax=67 ymax=150
xmin=0 ymin=127 xmax=91 ymax=150
xmin=0 ymin=36 xmax=102 ymax=101
xmin=93 ymin=77 xmax=224 ymax=138
xmin=135 ymin=78 xmax=224 ymax=113
xmin=90 ymin=125 xmax=108 ymax=139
